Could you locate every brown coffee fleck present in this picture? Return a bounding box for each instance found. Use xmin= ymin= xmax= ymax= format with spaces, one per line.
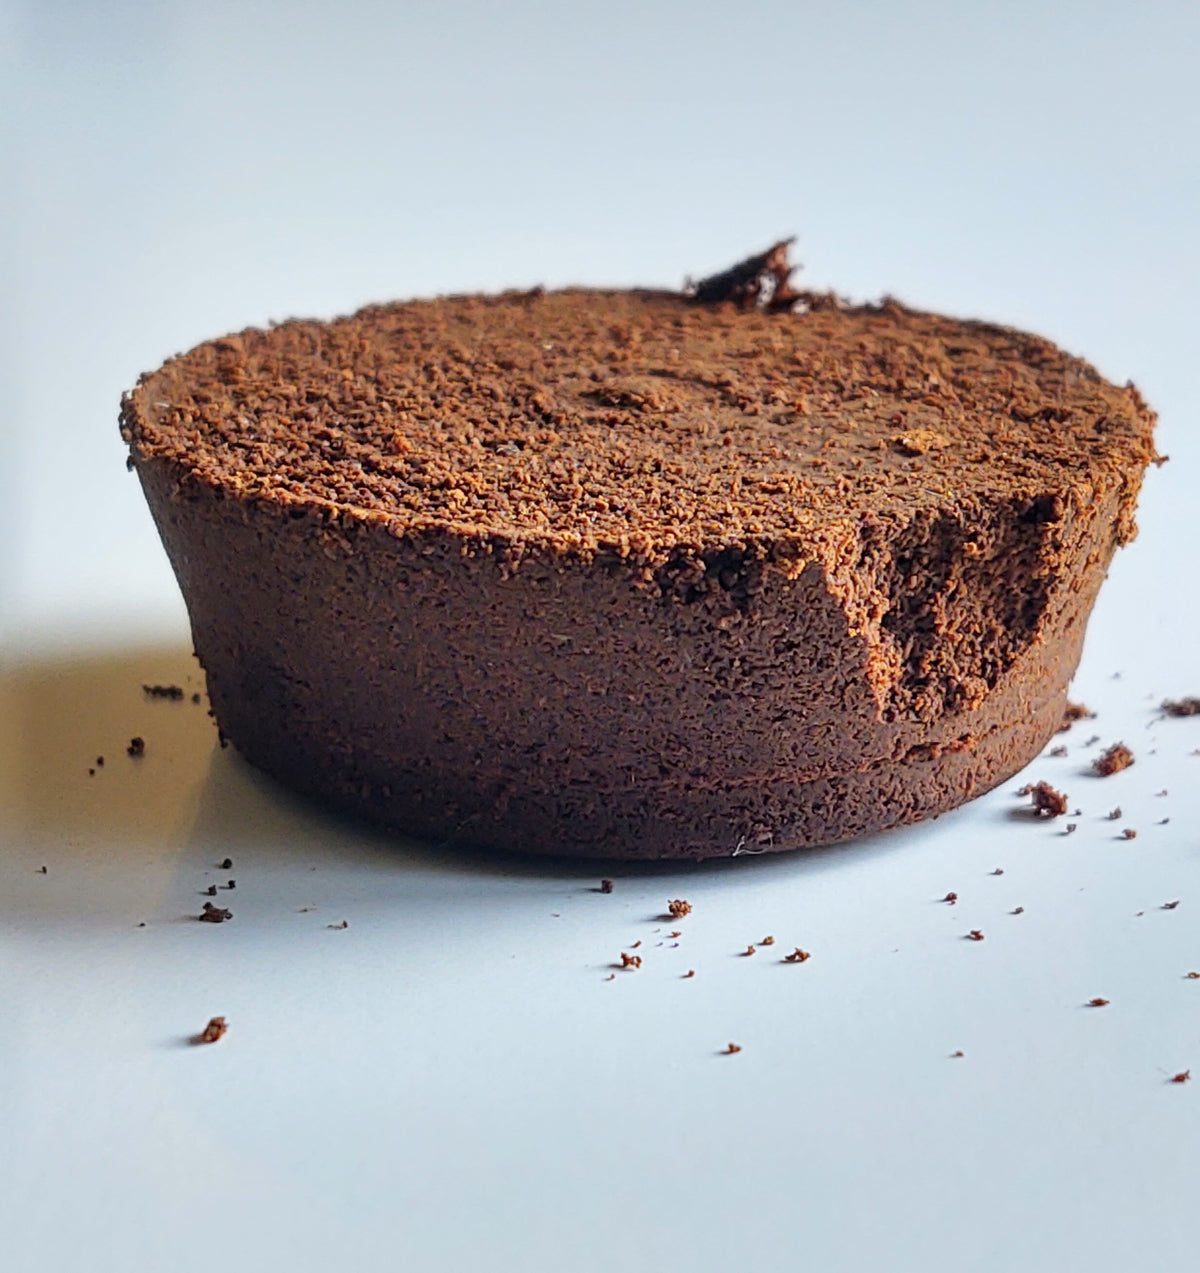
xmin=1163 ymin=698 xmax=1200 ymax=717
xmin=599 ymin=878 xmax=614 ymax=894
xmin=760 ymin=935 xmax=775 ymax=946
xmin=722 ymin=1042 xmax=743 ymax=1055
xmin=667 ymin=931 xmax=681 ymax=938
xmin=1087 ymin=997 xmax=1110 ymax=1007
xmin=1120 ymin=828 xmax=1137 ymax=840
xmin=783 ymin=948 xmax=811 ymax=963
xmin=1106 ymin=807 xmax=1122 ymax=820
xmin=990 ymin=868 xmax=1004 ymax=876
xmin=1011 ymin=907 xmax=1025 ymax=915
xmin=1065 ymin=823 xmax=1077 ymax=834
xmin=192 ymin=1016 xmax=227 ymax=1045
xmin=619 ymin=952 xmax=642 ymax=969
xmin=1048 ymin=745 xmax=1068 ymax=757
xmin=126 ymin=736 xmax=145 ymax=758
xmin=1162 ymin=900 xmax=1180 ymax=910
xmin=203 ymin=884 xmax=217 ymax=897
xmin=1170 ymin=1070 xmax=1191 ymax=1083
xmin=951 ymin=1050 xmax=965 ymax=1058
xmin=142 ymin=684 xmax=184 ymax=700
xmin=688 ymin=239 xmax=802 ymax=313
xmin=667 ymin=899 xmax=692 ymax=919
xmin=96 ymin=756 xmax=104 ymax=766
xmin=327 ymin=919 xmax=349 ymax=929
xmin=1058 ymin=701 xmax=1096 ymax=732
xmin=1094 ymin=742 xmax=1134 ymax=776
xmin=629 ymin=940 xmax=641 ymax=949
xmin=199 ymin=902 xmax=232 ymax=923
xmin=683 ymin=969 xmax=695 ymax=978
xmin=218 ymin=858 xmax=233 ymax=870
xmin=966 ymin=930 xmax=985 ymax=941
xmin=941 ymin=892 xmax=958 ymax=904
xmin=1017 ymin=781 xmax=1068 ymax=817
xmin=604 ymin=973 xmax=615 ymax=981
xmin=191 ymin=692 xmax=201 ymax=704
xmin=1186 ymin=972 xmax=1200 ymax=979
xmin=742 ymin=945 xmax=756 ymax=956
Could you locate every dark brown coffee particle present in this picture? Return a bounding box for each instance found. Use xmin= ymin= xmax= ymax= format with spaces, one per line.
xmin=667 ymin=899 xmax=692 ymax=919
xmin=783 ymin=948 xmax=811 ymax=963
xmin=1162 ymin=900 xmax=1180 ymax=910
xmin=1017 ymin=781 xmax=1068 ymax=817
xmin=328 ymin=919 xmax=349 ymax=929
xmin=1163 ymin=698 xmax=1200 ymax=717
xmin=619 ymin=952 xmax=642 ymax=969
xmin=1120 ymin=828 xmax=1138 ymax=840
xmin=941 ymin=892 xmax=958 ymax=904
xmin=1058 ymin=702 xmax=1096 ymax=732
xmin=599 ymin=878 xmax=614 ymax=894
xmin=1107 ymin=807 xmax=1122 ymax=820
xmin=1011 ymin=907 xmax=1025 ymax=915
xmin=1087 ymin=997 xmax=1110 ymax=1007
xmin=722 ymin=1042 xmax=743 ymax=1055
xmin=142 ymin=684 xmax=184 ymax=701
xmin=126 ymin=736 xmax=145 ymax=758
xmin=218 ymin=858 xmax=233 ymax=870
xmin=199 ymin=902 xmax=232 ymax=923
xmin=966 ymin=930 xmax=985 ymax=941
xmin=683 ymin=969 xmax=695 ymax=979
xmin=1170 ymin=1070 xmax=1191 ymax=1083
xmin=1094 ymin=743 xmax=1134 ymax=776
xmin=192 ymin=1016 xmax=228 ymax=1045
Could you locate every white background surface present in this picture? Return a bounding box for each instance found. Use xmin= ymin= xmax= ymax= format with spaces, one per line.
xmin=3 ymin=2 xmax=1200 ymax=1270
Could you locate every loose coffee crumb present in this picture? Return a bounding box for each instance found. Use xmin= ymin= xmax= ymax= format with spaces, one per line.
xmin=599 ymin=878 xmax=614 ymax=894
xmin=87 ymin=768 xmax=94 ymax=776
xmin=1186 ymin=972 xmax=1200 ymax=979
xmin=191 ymin=692 xmax=202 ymax=704
xmin=1162 ymin=900 xmax=1180 ymax=910
xmin=96 ymin=756 xmax=104 ymax=766
xmin=1011 ymin=907 xmax=1025 ymax=915
xmin=604 ymin=973 xmax=615 ymax=981
xmin=941 ymin=892 xmax=958 ymax=904
xmin=667 ymin=931 xmax=681 ymax=939
xmin=966 ymin=930 xmax=985 ymax=941
xmin=683 ymin=970 xmax=695 ymax=979
xmin=1170 ymin=1071 xmax=1191 ymax=1083
xmin=199 ymin=902 xmax=232 ymax=923
xmin=328 ymin=919 xmax=349 ymax=929
xmin=1084 ymin=735 xmax=1101 ymax=747
xmin=224 ymin=879 xmax=236 ymax=889
xmin=1049 ymin=745 xmax=1068 ymax=757
xmin=127 ymin=736 xmax=145 ymax=758
xmin=1120 ymin=828 xmax=1138 ymax=840
xmin=619 ymin=952 xmax=642 ymax=969
xmin=1094 ymin=742 xmax=1134 ymax=776
xmin=951 ymin=1050 xmax=965 ymax=1058
xmin=629 ymin=940 xmax=641 ymax=949
xmin=142 ymin=684 xmax=184 ymax=700
xmin=1017 ymin=781 xmax=1068 ymax=817
xmin=667 ymin=899 xmax=692 ymax=919
xmin=1163 ymin=698 xmax=1200 ymax=717
xmin=36 ymin=865 xmax=47 ymax=875
xmin=689 ymin=239 xmax=802 ymax=312
xmin=760 ymin=935 xmax=775 ymax=946
xmin=990 ymin=868 xmax=1004 ymax=876
xmin=1058 ymin=701 xmax=1096 ymax=733
xmin=722 ymin=1042 xmax=743 ymax=1055
xmin=203 ymin=884 xmax=217 ymax=897
xmin=1087 ymin=997 xmax=1110 ymax=1007
xmin=218 ymin=858 xmax=233 ymax=870
xmin=192 ymin=1016 xmax=227 ymax=1045
xmin=783 ymin=948 xmax=811 ymax=963
xmin=742 ymin=945 xmax=756 ymax=956
xmin=1107 ymin=807 xmax=1123 ymax=820
xmin=1064 ymin=823 xmax=1078 ymax=834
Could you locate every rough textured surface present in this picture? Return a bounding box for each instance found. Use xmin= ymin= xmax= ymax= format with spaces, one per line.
xmin=121 ymin=283 xmax=1157 ymax=860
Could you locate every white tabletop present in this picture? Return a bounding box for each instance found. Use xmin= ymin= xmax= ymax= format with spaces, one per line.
xmin=5 ymin=4 xmax=1200 ymax=1270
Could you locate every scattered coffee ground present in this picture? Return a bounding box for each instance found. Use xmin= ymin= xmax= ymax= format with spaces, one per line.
xmin=1018 ymin=781 xmax=1068 ymax=817
xmin=1064 ymin=823 xmax=1078 ymax=834
xmin=941 ymin=892 xmax=958 ymax=904
xmin=1170 ymin=1071 xmax=1191 ymax=1083
xmin=218 ymin=858 xmax=233 ymax=870
xmin=966 ymin=930 xmax=985 ymax=941
xmin=683 ymin=970 xmax=696 ymax=979
xmin=619 ymin=952 xmax=642 ymax=969
xmin=1186 ymin=972 xmax=1200 ymax=980
xmin=1107 ymin=807 xmax=1123 ymax=820
xmin=1163 ymin=698 xmax=1200 ymax=717
xmin=1049 ymin=745 xmax=1068 ymax=758
xmin=328 ymin=920 xmax=349 ymax=930
xmin=990 ymin=868 xmax=1004 ymax=876
xmin=687 ymin=238 xmax=804 ymax=312
xmin=191 ymin=692 xmax=202 ymax=704
xmin=96 ymin=756 xmax=104 ymax=766
xmin=1059 ymin=702 xmax=1096 ymax=733
xmin=1084 ymin=735 xmax=1101 ymax=747
xmin=1162 ymin=900 xmax=1180 ymax=910
xmin=191 ymin=1016 xmax=228 ymax=1045
xmin=667 ymin=899 xmax=692 ymax=920
xmin=1120 ymin=828 xmax=1138 ymax=840
xmin=784 ymin=948 xmax=811 ymax=963
xmin=142 ymin=684 xmax=184 ymax=700
xmin=629 ymin=941 xmax=641 ymax=949
xmin=1087 ymin=998 xmax=1110 ymax=1008
xmin=36 ymin=865 xmax=47 ymax=875
xmin=224 ymin=880 xmax=236 ymax=890
xmin=951 ymin=1050 xmax=965 ymax=1059
xmin=599 ymin=878 xmax=614 ymax=894
xmin=603 ymin=973 xmax=615 ymax=981
xmin=1156 ymin=788 xmax=1169 ymax=797
xmin=1094 ymin=743 xmax=1134 ymax=776
xmin=126 ymin=736 xmax=145 ymax=758
xmin=760 ymin=936 xmax=775 ymax=946
xmin=199 ymin=902 xmax=232 ymax=923
xmin=742 ymin=945 xmax=757 ymax=957
xmin=203 ymin=884 xmax=217 ymax=897
xmin=87 ymin=768 xmax=94 ymax=776
xmin=667 ymin=931 xmax=681 ymax=939
xmin=1011 ymin=907 xmax=1025 ymax=915
xmin=722 ymin=1042 xmax=743 ymax=1055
